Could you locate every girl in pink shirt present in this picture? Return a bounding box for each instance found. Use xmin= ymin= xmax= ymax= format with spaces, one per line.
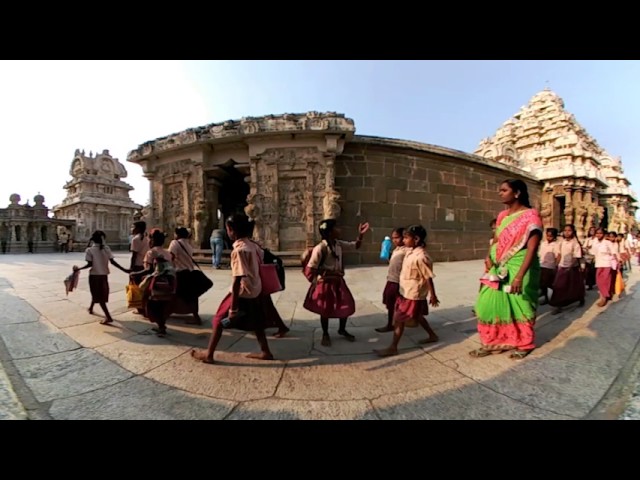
xmin=303 ymin=218 xmax=370 ymax=347
xmin=593 ymin=228 xmax=616 ymax=306
xmin=548 ymin=224 xmax=585 ymax=314
xmin=191 ymin=214 xmax=273 ymax=364
xmin=74 ymin=230 xmax=130 ymax=325
xmin=376 ymin=227 xmax=406 ymax=333
xmin=538 ymin=227 xmax=559 ymax=305
xmin=375 ymin=225 xmax=440 ymax=357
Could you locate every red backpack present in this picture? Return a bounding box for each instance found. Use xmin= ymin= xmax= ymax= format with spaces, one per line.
xmin=301 ymin=244 xmax=327 ymax=282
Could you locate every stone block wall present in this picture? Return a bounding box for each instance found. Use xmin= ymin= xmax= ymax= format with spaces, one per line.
xmin=335 ymin=139 xmax=541 ymax=264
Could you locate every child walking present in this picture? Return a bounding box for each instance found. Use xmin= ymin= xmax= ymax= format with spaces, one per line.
xmin=75 ymin=230 xmax=130 ymax=325
xmin=549 ymin=224 xmax=585 ymax=314
xmin=376 ymin=227 xmax=406 ymax=333
xmin=538 ymin=227 xmax=559 ymax=305
xmin=191 ymin=213 xmax=274 ymax=364
xmin=374 ymin=225 xmax=439 ymax=357
xmin=303 ymin=218 xmax=370 ymax=347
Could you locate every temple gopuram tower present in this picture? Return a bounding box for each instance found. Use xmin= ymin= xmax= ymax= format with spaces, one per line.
xmin=53 ymin=149 xmax=142 ymax=249
xmin=475 ymin=88 xmax=637 ymax=239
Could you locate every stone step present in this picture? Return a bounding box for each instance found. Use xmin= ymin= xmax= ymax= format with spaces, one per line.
xmin=192 ymin=249 xmax=302 ymax=267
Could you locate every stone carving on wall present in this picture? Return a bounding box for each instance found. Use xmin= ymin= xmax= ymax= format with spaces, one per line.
xmin=127 ymin=112 xmax=355 ymax=162
xmin=323 ymin=189 xmax=342 ymax=220
xmin=574 ymin=201 xmax=588 ymax=236
xmin=280 ymin=179 xmax=306 ymax=223
xmin=245 ymin=193 xmax=273 ymax=245
xmin=585 ymin=201 xmax=598 ymax=229
xmin=163 ymin=183 xmax=184 ymax=233
xmin=193 ymin=201 xmax=207 ymax=248
xmin=539 ymin=202 xmax=552 ymax=221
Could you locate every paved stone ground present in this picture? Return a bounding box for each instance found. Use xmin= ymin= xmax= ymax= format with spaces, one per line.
xmin=1 ymin=252 xmax=639 ymax=420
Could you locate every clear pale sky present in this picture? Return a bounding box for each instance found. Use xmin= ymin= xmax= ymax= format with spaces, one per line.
xmin=1 ymin=60 xmax=638 ymax=211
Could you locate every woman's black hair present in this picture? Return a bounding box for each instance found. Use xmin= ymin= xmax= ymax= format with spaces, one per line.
xmin=502 ymin=179 xmax=532 ymax=208
xmin=490 ymin=218 xmax=497 ymax=228
xmin=175 ymin=227 xmax=190 ymax=239
xmin=318 ymin=218 xmax=339 ymax=259
xmin=406 ymin=224 xmax=427 ymax=247
xmin=226 ymin=213 xmax=253 ymax=239
xmin=150 ymin=230 xmax=167 ymax=248
xmin=133 ymin=221 xmax=146 ymax=234
xmin=392 ymin=227 xmax=405 ymax=236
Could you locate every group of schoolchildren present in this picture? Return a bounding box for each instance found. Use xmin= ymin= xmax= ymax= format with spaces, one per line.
xmin=538 ymin=225 xmax=636 ymax=311
xmin=70 ymin=211 xmax=442 ymax=364
xmin=71 ymin=209 xmax=635 ymax=365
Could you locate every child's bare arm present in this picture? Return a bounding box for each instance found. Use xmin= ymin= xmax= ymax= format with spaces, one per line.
xmin=428 ymin=278 xmax=440 ymax=307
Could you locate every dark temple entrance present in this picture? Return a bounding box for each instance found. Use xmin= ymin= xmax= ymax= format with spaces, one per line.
xmin=205 ymin=161 xmax=250 ymax=243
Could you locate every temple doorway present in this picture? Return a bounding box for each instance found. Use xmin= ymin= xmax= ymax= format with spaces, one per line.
xmin=205 ymin=161 xmax=250 ymax=242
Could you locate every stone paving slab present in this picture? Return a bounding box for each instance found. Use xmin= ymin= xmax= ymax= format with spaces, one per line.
xmin=14 ymin=348 xmax=133 ymax=403
xmin=227 ymin=398 xmax=378 ymax=420
xmin=458 ymin=353 xmax=615 ymax=418
xmin=0 ymin=319 xmax=80 ymax=359
xmin=144 ymin=351 xmax=286 ymax=402
xmin=0 ymin=293 xmax=42 ymax=325
xmin=275 ymin=352 xmax=464 ymax=401
xmin=0 ymin=360 xmax=28 ymax=420
xmin=96 ymin=334 xmax=194 ymax=375
xmin=48 ymin=376 xmax=235 ymax=420
xmin=371 ymin=378 xmax=574 ymax=420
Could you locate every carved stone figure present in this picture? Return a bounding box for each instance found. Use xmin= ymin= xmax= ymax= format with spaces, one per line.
xmin=245 ymin=193 xmax=265 ymax=242
xmin=193 ymin=202 xmax=208 ymax=248
xmin=573 ymin=201 xmax=588 ymax=237
xmin=539 ymin=202 xmax=552 ymax=219
xmin=323 ymin=189 xmax=342 ymax=219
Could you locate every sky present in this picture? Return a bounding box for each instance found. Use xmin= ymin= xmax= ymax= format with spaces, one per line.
xmin=1 ymin=60 xmax=638 ymax=212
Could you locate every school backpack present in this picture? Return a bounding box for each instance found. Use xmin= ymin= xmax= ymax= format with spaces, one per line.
xmin=301 ymin=244 xmax=327 ymax=282
xmin=263 ymin=248 xmax=285 ymax=291
xmin=149 ymin=273 xmax=176 ymax=301
xmin=149 ymin=255 xmax=177 ymax=301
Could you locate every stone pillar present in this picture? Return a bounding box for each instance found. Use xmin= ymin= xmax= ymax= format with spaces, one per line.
xmin=144 ymin=172 xmax=155 ymax=225
xmin=573 ymin=189 xmax=585 ymax=240
xmin=180 ymin=175 xmax=188 ymax=229
xmin=306 ymin=160 xmax=317 ymax=247
xmin=563 ymin=187 xmax=574 ymax=227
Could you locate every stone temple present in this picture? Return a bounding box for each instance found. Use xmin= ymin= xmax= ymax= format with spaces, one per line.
xmin=126 ymin=91 xmax=636 ymax=265
xmin=52 ymin=149 xmax=142 ymax=250
xmin=126 ymin=112 xmax=539 ymax=264
xmin=0 ymin=194 xmax=75 ymax=253
xmin=475 ymin=88 xmax=637 ymax=239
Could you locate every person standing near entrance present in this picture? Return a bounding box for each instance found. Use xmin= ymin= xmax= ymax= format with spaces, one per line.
xmin=210 ymin=227 xmax=225 ymax=269
xmin=130 ymin=221 xmax=149 ymax=273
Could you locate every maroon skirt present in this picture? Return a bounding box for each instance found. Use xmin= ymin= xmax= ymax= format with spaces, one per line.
xmin=382 ymin=281 xmax=400 ymax=311
xmin=393 ymin=296 xmax=428 ymax=325
xmin=88 ymin=275 xmax=109 ymax=303
xmin=303 ymin=276 xmax=356 ymax=318
xmin=212 ymin=292 xmax=267 ymax=331
xmin=595 ymin=267 xmax=613 ymax=299
xmin=549 ymin=266 xmax=585 ymax=307
xmin=539 ymin=267 xmax=556 ymax=290
xmin=261 ymin=294 xmax=288 ymax=331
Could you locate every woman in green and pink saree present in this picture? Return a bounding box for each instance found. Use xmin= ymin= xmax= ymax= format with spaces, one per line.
xmin=471 ymin=179 xmax=543 ymax=360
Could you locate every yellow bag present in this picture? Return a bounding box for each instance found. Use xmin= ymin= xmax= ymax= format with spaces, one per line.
xmin=126 ymin=281 xmax=144 ymax=309
xmin=615 ymin=270 xmax=625 ymax=296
